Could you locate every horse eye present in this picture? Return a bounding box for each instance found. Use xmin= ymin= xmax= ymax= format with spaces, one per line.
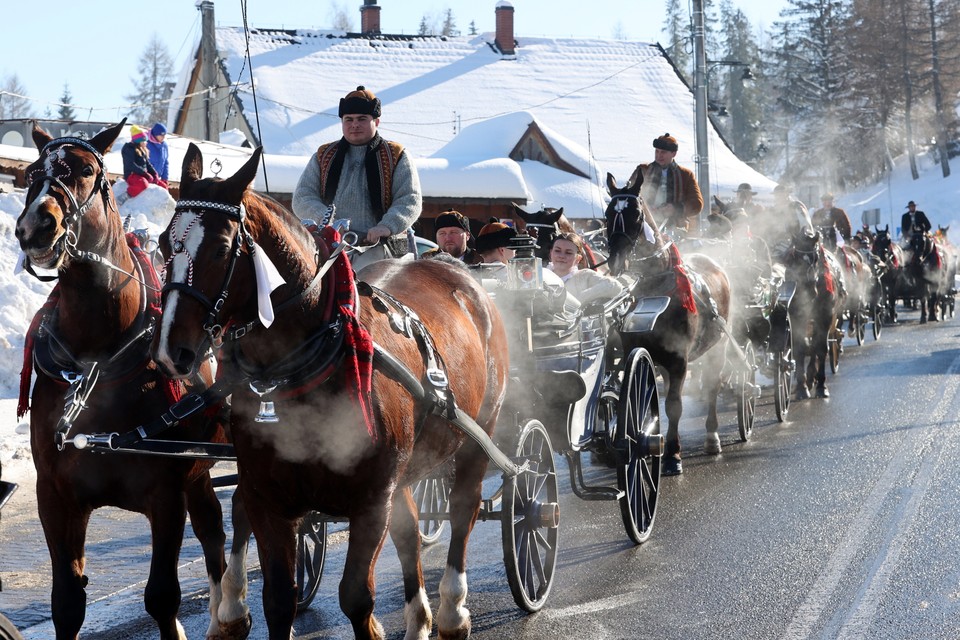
xmin=81 ymin=165 xmax=94 ymax=177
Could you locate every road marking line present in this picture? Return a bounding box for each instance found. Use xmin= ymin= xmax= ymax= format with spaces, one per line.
xmin=779 ymin=356 xmax=960 ymax=640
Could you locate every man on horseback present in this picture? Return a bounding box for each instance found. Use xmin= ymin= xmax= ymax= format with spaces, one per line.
xmin=293 ymin=85 xmax=421 ymax=256
xmin=627 ymin=133 xmax=703 ymax=234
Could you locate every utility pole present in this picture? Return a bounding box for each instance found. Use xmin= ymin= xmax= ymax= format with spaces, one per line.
xmin=692 ymin=0 xmax=709 ymax=232
xmin=199 ymin=0 xmax=221 ymax=142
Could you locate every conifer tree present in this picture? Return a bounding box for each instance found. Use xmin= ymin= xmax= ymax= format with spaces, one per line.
xmin=58 ymin=84 xmax=76 ymax=121
xmin=124 ymin=34 xmax=174 ymax=125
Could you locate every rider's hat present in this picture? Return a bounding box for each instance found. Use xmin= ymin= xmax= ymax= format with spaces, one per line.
xmin=821 ymin=192 xmax=835 ymax=201
xmin=475 ymin=218 xmax=517 ymax=253
xmin=906 ymin=201 xmax=917 ymax=207
xmin=338 ymin=85 xmax=382 ymax=118
xmin=652 ymin=133 xmax=679 ymax=152
xmin=736 ymin=183 xmax=757 ymax=194
xmin=434 ymin=209 xmax=471 ymax=233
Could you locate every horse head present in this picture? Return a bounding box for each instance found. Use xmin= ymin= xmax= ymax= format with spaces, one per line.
xmin=511 ymin=203 xmax=566 ymax=259
xmin=16 ymin=120 xmax=126 ymax=277
xmin=154 ymin=144 xmax=315 ymax=378
xmin=908 ymin=231 xmax=934 ymax=266
xmin=604 ymin=172 xmax=658 ymax=276
xmin=786 ymin=227 xmax=826 ymax=286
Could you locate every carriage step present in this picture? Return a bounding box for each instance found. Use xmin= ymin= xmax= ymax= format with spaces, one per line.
xmin=572 ymin=485 xmax=624 ymax=501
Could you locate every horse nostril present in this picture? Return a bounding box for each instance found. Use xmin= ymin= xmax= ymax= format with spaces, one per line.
xmin=174 ymin=347 xmax=197 ymax=376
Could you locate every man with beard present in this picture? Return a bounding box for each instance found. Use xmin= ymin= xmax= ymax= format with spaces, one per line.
xmin=423 ymin=209 xmax=481 ymax=264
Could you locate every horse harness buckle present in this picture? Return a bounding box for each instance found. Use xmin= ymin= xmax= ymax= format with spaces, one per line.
xmin=55 ymin=361 xmax=101 ymax=451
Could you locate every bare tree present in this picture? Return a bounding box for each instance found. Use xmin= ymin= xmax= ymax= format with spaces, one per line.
xmin=0 ymin=74 xmax=33 ymax=119
xmin=330 ymin=2 xmax=354 ymax=31
xmin=124 ymin=34 xmax=174 ymax=125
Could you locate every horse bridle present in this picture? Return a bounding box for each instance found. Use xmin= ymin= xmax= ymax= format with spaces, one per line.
xmin=163 ymin=199 xmax=338 ymax=350
xmin=607 ymin=193 xmax=672 ymax=266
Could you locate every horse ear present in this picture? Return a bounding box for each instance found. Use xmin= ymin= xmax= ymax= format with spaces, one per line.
xmin=181 ymin=143 xmax=204 ymax=194
xmin=546 ymin=207 xmax=563 ymax=224
xmin=606 ymin=173 xmax=618 ymax=194
xmin=30 ymin=121 xmax=52 ymax=151
xmin=511 ymin=202 xmax=532 ymax=223
xmin=89 ymin=119 xmax=126 ymax=156
xmin=223 ymin=147 xmax=263 ymax=199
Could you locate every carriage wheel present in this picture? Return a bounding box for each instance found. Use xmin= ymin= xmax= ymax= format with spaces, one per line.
xmin=0 ymin=614 xmax=22 ymax=640
xmin=872 ymin=303 xmax=883 ymax=340
xmin=774 ymin=316 xmax=793 ymax=423
xmin=412 ymin=466 xmax=452 ymax=545
xmin=855 ymin=307 xmax=866 ymax=346
xmin=295 ymin=513 xmax=327 ymax=612
xmin=501 ymin=419 xmax=559 ymax=612
xmin=615 ymin=348 xmax=662 ymax=545
xmin=828 ymin=324 xmax=841 ymax=374
xmin=736 ymin=342 xmax=758 ymax=442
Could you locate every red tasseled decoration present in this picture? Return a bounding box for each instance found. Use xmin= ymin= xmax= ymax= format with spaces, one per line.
xmin=669 ymin=244 xmax=698 ymax=314
xmin=18 ymin=287 xmax=61 ymax=419
xmin=820 ymin=246 xmax=836 ymax=295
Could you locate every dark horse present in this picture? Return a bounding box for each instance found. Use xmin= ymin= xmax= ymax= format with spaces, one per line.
xmin=815 ymin=223 xmax=870 ymax=336
xmin=14 ymin=122 xmax=228 ymax=639
xmin=871 ymin=225 xmax=907 ymax=323
xmin=511 ymin=203 xmax=602 ymax=269
xmin=153 ymin=144 xmax=509 ymax=639
xmin=904 ymin=231 xmax=945 ymax=323
xmin=782 ymin=228 xmax=845 ymax=398
xmin=604 ymin=174 xmax=730 ymax=475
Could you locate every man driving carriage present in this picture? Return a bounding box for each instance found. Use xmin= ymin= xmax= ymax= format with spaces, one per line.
xmin=812 ymin=192 xmax=853 ymax=249
xmin=627 ymin=133 xmax=703 ymax=234
xmin=901 ymin=201 xmax=932 ymax=241
xmin=293 ymin=85 xmax=421 ymax=259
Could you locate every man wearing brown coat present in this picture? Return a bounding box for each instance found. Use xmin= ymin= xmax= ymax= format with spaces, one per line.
xmin=627 ymin=133 xmax=704 ymax=232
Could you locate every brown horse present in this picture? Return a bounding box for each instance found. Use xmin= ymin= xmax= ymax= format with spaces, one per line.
xmin=604 ymin=173 xmax=731 ymax=475
xmin=152 ymin=144 xmax=509 ymax=639
xmin=871 ymin=226 xmax=907 ymax=323
xmin=14 ymin=122 xmax=229 ymax=639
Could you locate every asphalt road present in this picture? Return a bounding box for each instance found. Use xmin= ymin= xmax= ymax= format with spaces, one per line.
xmin=4 ymin=305 xmax=960 ymax=639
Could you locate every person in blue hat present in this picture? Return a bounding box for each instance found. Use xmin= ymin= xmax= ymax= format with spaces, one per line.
xmin=146 ymin=123 xmax=169 ymax=186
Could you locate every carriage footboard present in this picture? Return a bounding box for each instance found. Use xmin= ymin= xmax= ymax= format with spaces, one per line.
xmin=372 ymin=344 xmax=524 ymax=478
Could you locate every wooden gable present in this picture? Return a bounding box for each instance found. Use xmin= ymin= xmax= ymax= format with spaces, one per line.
xmin=508 ymin=122 xmax=588 ymax=179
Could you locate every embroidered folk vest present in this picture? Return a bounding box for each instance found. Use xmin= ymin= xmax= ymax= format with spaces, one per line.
xmin=315 ymin=137 xmax=405 ymax=221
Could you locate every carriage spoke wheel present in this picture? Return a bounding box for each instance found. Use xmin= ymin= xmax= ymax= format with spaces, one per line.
xmin=872 ymin=303 xmax=883 ymax=340
xmin=736 ymin=342 xmax=758 ymax=442
xmin=615 ymin=348 xmax=662 ymax=545
xmin=828 ymin=322 xmax=841 ymax=374
xmin=413 ymin=466 xmax=452 ymax=545
xmin=855 ymin=307 xmax=866 ymax=346
xmin=501 ymin=419 xmax=559 ymax=613
xmin=295 ymin=513 xmax=327 ymax=612
xmin=774 ymin=316 xmax=793 ymax=423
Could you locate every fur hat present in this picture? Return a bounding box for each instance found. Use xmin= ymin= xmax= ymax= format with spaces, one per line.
xmin=130 ymin=125 xmax=147 ymax=144
xmin=150 ymin=123 xmax=167 ymax=137
xmin=339 ymin=85 xmax=382 ymax=118
xmin=736 ymin=183 xmax=757 ymax=194
xmin=475 ymin=218 xmax=517 ymax=253
xmin=653 ymin=133 xmax=679 ymax=152
xmin=434 ymin=210 xmax=470 ymax=233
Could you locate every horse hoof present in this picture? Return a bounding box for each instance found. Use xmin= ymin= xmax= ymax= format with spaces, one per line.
xmin=816 ymin=386 xmax=830 ymax=398
xmin=795 ymin=385 xmax=810 ymax=400
xmin=704 ymin=432 xmax=722 ymax=455
xmin=218 ymin=613 xmax=252 ymax=640
xmin=920 ymin=316 xmax=928 ymax=324
xmin=662 ymin=457 xmax=683 ymax=476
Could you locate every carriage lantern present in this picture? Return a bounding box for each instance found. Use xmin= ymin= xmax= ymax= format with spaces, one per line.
xmin=507 ymin=232 xmax=542 ymax=290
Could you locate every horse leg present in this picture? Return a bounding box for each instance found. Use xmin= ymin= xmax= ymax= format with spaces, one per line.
xmin=248 ymin=510 xmax=300 ymax=640
xmin=701 ymin=343 xmax=726 ymax=456
xmin=184 ymin=473 xmax=229 ymax=640
xmin=792 ymin=319 xmax=810 ymax=400
xmin=218 ymin=488 xmax=253 ymax=640
xmin=144 ymin=491 xmax=189 ymax=640
xmin=37 ymin=480 xmax=90 ymax=639
xmin=339 ymin=506 xmax=390 ymax=640
xmin=389 ymin=486 xmax=431 ymax=640
xmin=438 ymin=441 xmax=488 ymax=640
xmin=661 ymin=359 xmax=687 ymax=475
xmin=812 ymin=313 xmax=832 ymax=398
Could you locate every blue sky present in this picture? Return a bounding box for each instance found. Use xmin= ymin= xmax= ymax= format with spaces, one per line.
xmin=2 ymin=0 xmax=788 ymax=120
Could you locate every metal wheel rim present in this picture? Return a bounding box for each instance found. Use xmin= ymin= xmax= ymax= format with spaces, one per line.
xmin=775 ymin=322 xmax=792 ymax=422
xmin=737 ymin=342 xmax=757 ymax=441
xmin=295 ymin=517 xmax=327 ymax=612
xmin=502 ymin=420 xmax=558 ymax=612
xmin=616 ymin=348 xmax=661 ymax=545
xmin=413 ymin=473 xmax=450 ymax=545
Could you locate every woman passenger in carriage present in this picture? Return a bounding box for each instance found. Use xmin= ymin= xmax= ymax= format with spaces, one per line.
xmin=547 ymin=232 xmax=625 ymax=306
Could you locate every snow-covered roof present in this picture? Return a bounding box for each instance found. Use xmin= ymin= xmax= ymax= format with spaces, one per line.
xmin=197 ymin=26 xmax=774 ymax=199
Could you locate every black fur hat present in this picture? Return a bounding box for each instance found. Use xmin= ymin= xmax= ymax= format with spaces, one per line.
xmin=339 ymin=85 xmax=382 ymax=118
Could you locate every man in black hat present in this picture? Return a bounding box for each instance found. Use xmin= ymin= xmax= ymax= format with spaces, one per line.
xmin=423 ymin=209 xmax=481 ymax=264
xmin=812 ymin=193 xmax=852 ymax=249
xmin=293 ymin=85 xmax=421 ymax=254
xmin=900 ymin=200 xmax=931 ymax=240
xmin=627 ymin=133 xmax=703 ymax=232
xmin=734 ymin=182 xmax=764 ymax=216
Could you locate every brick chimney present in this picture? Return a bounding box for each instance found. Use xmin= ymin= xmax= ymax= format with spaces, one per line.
xmin=361 ymin=0 xmax=381 ymax=35
xmin=495 ymin=1 xmax=515 ymax=55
